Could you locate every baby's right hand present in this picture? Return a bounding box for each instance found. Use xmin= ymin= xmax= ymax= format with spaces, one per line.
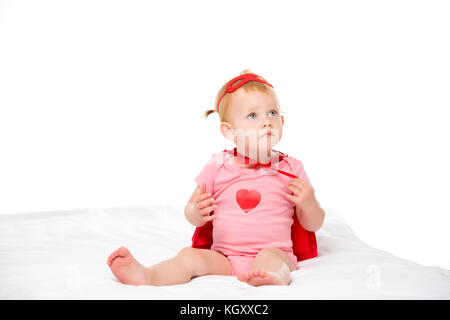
xmin=193 ymin=183 xmax=217 ymax=223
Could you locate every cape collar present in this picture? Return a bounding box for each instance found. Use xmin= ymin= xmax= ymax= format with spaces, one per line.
xmin=231 ymin=147 xmax=286 ymax=169
xmin=223 ymin=147 xmax=297 ymax=178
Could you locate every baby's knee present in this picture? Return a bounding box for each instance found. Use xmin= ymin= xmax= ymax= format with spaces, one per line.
xmin=176 ymin=247 xmax=197 ymax=263
xmin=175 ymin=247 xmax=202 ymax=272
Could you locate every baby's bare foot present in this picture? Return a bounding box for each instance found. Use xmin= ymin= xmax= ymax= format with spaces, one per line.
xmin=237 ymin=269 xmax=287 ymax=287
xmin=107 ymin=247 xmax=150 ymax=286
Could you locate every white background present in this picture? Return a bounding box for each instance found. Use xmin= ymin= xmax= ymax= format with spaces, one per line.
xmin=0 ymin=0 xmax=449 ymax=269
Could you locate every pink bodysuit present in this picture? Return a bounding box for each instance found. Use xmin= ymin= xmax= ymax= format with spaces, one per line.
xmin=194 ymin=148 xmax=312 ymax=276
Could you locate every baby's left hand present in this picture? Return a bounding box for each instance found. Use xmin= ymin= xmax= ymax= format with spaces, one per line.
xmin=284 ymin=178 xmax=317 ymax=210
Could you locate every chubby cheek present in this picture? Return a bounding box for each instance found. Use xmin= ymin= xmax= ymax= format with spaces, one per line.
xmin=264 ymin=128 xmax=282 ymax=143
xmin=276 ymin=129 xmax=282 ymax=141
xmin=234 ymin=128 xmax=259 ymax=141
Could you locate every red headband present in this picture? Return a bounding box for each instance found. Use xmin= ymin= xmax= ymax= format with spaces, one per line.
xmin=216 ymin=73 xmax=273 ymax=113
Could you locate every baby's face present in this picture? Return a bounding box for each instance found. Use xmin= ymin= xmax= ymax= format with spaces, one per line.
xmin=221 ymin=88 xmax=284 ymax=158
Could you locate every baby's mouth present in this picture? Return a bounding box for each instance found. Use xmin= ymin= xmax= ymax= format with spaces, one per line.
xmin=259 ymin=131 xmax=274 ymax=139
xmin=259 ymin=130 xmax=273 ymax=139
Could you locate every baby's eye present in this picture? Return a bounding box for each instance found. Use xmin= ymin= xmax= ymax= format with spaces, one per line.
xmin=269 ymin=110 xmax=278 ymax=117
xmin=247 ymin=112 xmax=256 ymax=119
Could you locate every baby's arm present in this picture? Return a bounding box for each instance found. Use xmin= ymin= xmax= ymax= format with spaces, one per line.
xmin=184 ymin=182 xmax=217 ymax=227
xmin=285 ymin=178 xmax=325 ymax=232
xmin=295 ymin=199 xmax=325 ymax=232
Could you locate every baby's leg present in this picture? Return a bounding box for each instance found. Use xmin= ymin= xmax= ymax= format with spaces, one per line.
xmin=237 ymin=248 xmax=297 ymax=287
xmin=107 ymin=246 xmax=232 ymax=286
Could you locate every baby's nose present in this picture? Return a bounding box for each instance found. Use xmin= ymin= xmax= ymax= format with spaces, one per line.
xmin=262 ymin=122 xmax=272 ymax=129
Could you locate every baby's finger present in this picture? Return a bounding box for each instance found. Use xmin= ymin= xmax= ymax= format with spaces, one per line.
xmin=199 ymin=182 xmax=207 ymax=194
xmin=203 ymin=214 xmax=216 ymax=222
xmin=283 ymin=192 xmax=297 ymax=203
xmin=293 ymin=179 xmax=313 ymax=190
xmin=200 ymin=204 xmax=217 ymax=216
xmin=197 ymin=197 xmax=215 ymax=210
xmin=288 ymin=184 xmax=302 ymax=195
xmin=289 ymin=181 xmax=304 ymax=189
xmin=194 ymin=192 xmax=212 ymax=203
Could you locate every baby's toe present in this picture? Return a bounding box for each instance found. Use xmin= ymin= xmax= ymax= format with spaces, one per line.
xmin=237 ymin=272 xmax=249 ymax=282
xmin=117 ymin=246 xmax=130 ymax=257
xmin=107 ymin=247 xmax=130 ymax=266
xmin=107 ymin=252 xmax=117 ymax=264
xmin=250 ymin=270 xmax=259 ymax=277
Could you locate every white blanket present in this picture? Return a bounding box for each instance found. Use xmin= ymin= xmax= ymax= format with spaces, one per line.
xmin=0 ymin=205 xmax=449 ymax=299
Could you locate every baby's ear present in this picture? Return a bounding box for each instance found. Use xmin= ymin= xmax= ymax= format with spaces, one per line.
xmin=220 ymin=122 xmax=235 ymax=142
xmin=281 ymin=115 xmax=285 ymax=126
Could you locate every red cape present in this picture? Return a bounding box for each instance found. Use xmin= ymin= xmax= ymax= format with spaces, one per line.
xmin=191 ymin=149 xmax=317 ymax=261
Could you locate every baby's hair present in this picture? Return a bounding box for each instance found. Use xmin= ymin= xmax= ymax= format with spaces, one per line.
xmin=204 ymin=69 xmax=282 ymax=122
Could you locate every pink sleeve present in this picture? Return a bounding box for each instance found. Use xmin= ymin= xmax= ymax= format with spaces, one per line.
xmin=292 ymin=158 xmax=312 ymax=185
xmin=194 ymin=154 xmax=219 ymax=195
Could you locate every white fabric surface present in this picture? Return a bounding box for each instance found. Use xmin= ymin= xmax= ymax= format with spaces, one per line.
xmin=0 ymin=205 xmax=449 ymax=299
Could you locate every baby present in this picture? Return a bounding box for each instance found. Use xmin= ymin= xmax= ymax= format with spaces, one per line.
xmin=107 ymin=69 xmax=325 ymax=287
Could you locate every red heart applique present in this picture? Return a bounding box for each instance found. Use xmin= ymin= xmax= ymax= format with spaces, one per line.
xmin=235 ymin=189 xmax=261 ymax=213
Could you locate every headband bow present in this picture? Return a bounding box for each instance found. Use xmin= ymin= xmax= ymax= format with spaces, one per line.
xmin=216 ymin=73 xmax=273 ymax=112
